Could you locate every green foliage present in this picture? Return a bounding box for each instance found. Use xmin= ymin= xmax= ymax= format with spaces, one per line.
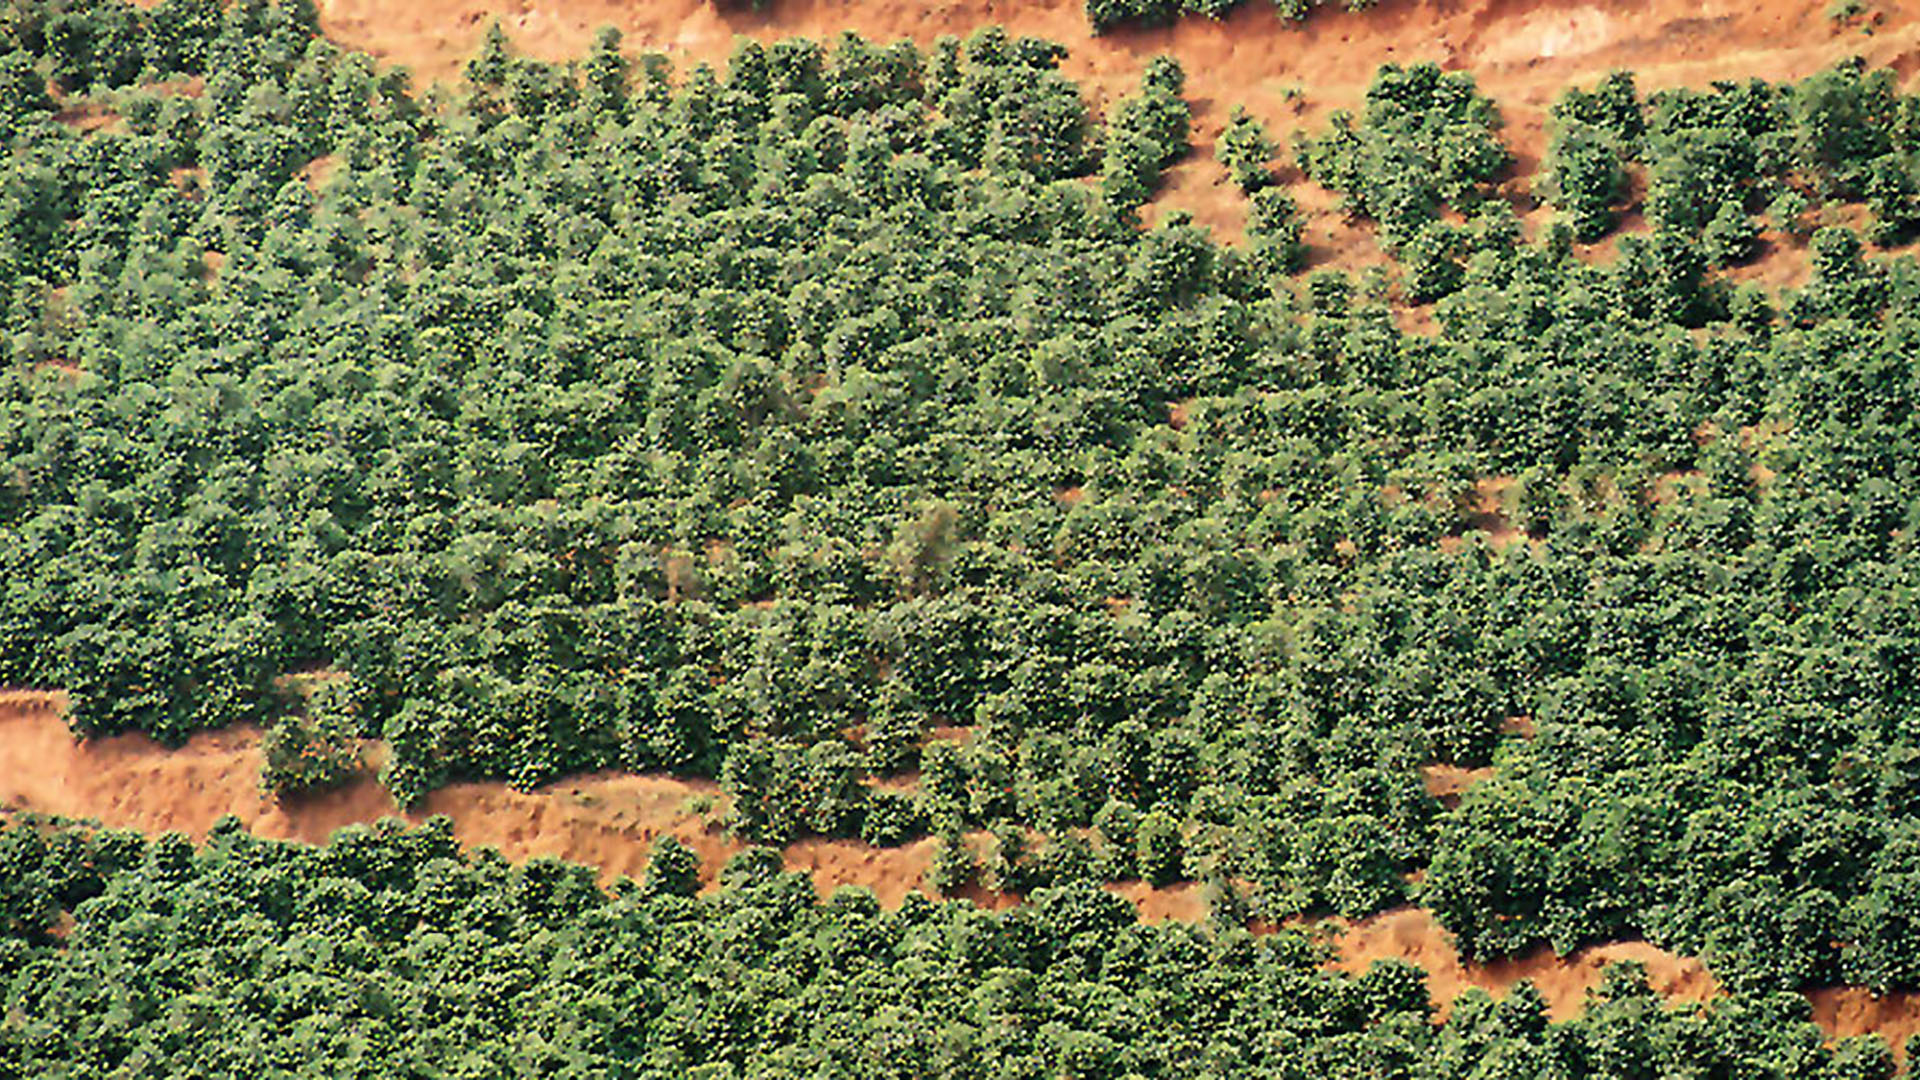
xmin=1101 ymin=55 xmax=1191 ymax=213
xmin=1086 ymin=0 xmax=1176 ymax=32
xmin=862 ymin=678 xmax=925 ymax=774
xmin=1296 ymin=63 xmax=1509 ymax=251
xmin=1246 ymin=185 xmax=1306 ymax=278
xmin=1770 ymin=186 xmax=1812 ymax=239
xmin=0 ymin=819 xmax=1902 ymax=1076
xmin=643 ymin=833 xmax=701 ymax=897
xmin=1702 ymin=198 xmax=1760 ymax=266
xmin=1216 ymin=104 xmax=1276 ymax=192
xmin=1136 ymin=808 xmax=1183 ymax=887
xmin=259 ymin=678 xmax=365 ymax=796
xmin=1401 ymin=221 xmax=1464 ymax=303
xmin=19 ymin=2 xmax=1920 ymax=1008
xmin=1540 ymin=119 xmax=1630 ymax=242
xmin=925 ymin=822 xmax=976 ymax=896
xmin=1087 ymin=0 xmax=1374 ymax=30
xmin=722 ymin=739 xmax=868 ymax=843
xmin=859 ymin=790 xmax=927 ymax=846
xmin=1551 ymin=71 xmax=1646 ymax=149
xmin=1785 ymin=58 xmax=1897 ymax=197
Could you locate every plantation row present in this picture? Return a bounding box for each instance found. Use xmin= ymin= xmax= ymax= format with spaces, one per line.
xmin=5 ymin=0 xmax=1920 ymax=996
xmin=0 ymin=818 xmax=1904 ymax=1078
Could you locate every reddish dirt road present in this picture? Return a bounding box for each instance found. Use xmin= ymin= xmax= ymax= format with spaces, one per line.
xmin=4 ymin=689 xmax=1915 ymax=1056
xmin=308 ymin=0 xmax=1920 ymax=249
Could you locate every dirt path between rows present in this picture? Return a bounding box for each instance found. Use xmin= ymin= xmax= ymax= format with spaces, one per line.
xmin=2 ymin=690 xmax=1913 ymax=1054
xmin=306 ymin=0 xmax=1920 ymax=252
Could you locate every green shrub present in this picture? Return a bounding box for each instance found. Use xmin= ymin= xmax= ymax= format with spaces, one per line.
xmin=1136 ymin=809 xmax=1184 ymax=887
xmin=1702 ymin=199 xmax=1760 ymax=265
xmin=1297 ymin=63 xmax=1508 ymax=250
xmin=859 ymin=790 xmax=928 ymax=847
xmin=1216 ymin=105 xmax=1276 ymax=193
xmin=1086 ymin=0 xmax=1178 ymax=32
xmin=1540 ymin=121 xmax=1628 ymax=241
xmin=259 ymin=680 xmax=364 ymax=797
xmin=1768 ymin=186 xmax=1812 ymax=239
xmin=925 ymin=824 xmax=977 ymax=896
xmin=643 ymin=834 xmax=702 ymax=897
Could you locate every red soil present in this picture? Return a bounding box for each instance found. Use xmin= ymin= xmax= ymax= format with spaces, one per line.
xmin=0 ymin=690 xmax=735 ymax=889
xmin=3 ymin=687 xmax=1914 ymax=1060
xmin=1108 ymin=878 xmax=1209 ymax=922
xmin=303 ymin=0 xmax=1920 ymax=270
xmin=1420 ymin=762 xmax=1494 ymax=808
xmin=1812 ymin=987 xmax=1920 ymax=1062
xmin=1328 ymin=906 xmax=1719 ymax=1022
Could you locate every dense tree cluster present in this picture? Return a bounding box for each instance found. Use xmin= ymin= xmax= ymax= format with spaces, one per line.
xmin=1294 ymin=63 xmax=1512 ymax=300
xmin=1541 ymin=63 xmax=1920 ymax=255
xmin=0 ymin=818 xmax=1902 ymax=1078
xmin=9 ymin=0 xmax=1920 ymax=1010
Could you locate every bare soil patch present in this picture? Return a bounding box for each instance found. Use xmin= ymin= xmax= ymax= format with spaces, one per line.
xmin=307 ymin=0 xmax=1920 ymax=257
xmin=1420 ymin=763 xmax=1494 ymax=807
xmin=4 ymin=689 xmax=1914 ymax=1053
xmin=1326 ymin=906 xmax=1718 ymax=1022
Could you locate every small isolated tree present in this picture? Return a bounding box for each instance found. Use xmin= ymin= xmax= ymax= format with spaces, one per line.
xmin=260 ymin=679 xmax=364 ymax=798
xmin=1216 ymin=105 xmax=1276 ymax=193
xmin=1203 ymin=869 xmax=1250 ymax=928
xmin=1862 ymin=152 xmax=1920 ymax=245
xmin=643 ymin=835 xmax=701 ymax=898
xmin=720 ymin=846 xmax=786 ymax=891
xmin=1101 ymin=56 xmax=1191 ymax=212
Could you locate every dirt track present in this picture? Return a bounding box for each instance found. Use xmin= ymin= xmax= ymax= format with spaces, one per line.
xmin=3 ymin=690 xmax=1914 ymax=1051
xmin=310 ymin=0 xmax=1920 ymax=250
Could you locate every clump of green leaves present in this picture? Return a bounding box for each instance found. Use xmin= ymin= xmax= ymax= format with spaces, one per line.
xmin=260 ymin=680 xmax=364 ymax=797
xmin=1295 ymin=63 xmax=1510 ymax=251
xmin=1216 ymin=105 xmax=1276 ymax=193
